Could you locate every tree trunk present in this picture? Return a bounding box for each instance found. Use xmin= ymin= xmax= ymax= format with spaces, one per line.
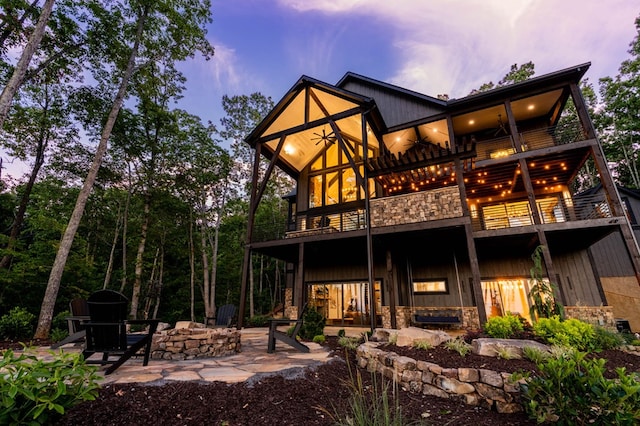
xmin=0 ymin=95 xmax=49 ymax=269
xmin=249 ymin=254 xmax=254 ymax=317
xmin=200 ymin=220 xmax=212 ymax=323
xmin=33 ymin=6 xmax=149 ymax=339
xmin=152 ymin=245 xmax=164 ymax=319
xmin=188 ymin=210 xmax=196 ymax=322
xmin=0 ymin=0 xmax=55 ymax=127
xmin=130 ymin=194 xmax=150 ymax=319
xmin=103 ymin=203 xmax=122 ymax=288
xmin=119 ymin=164 xmax=132 ymax=293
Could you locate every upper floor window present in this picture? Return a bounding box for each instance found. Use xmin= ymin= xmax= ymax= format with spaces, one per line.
xmin=308 ymin=140 xmax=374 ymax=208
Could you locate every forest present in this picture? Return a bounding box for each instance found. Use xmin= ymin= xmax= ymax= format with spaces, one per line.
xmin=0 ymin=2 xmax=639 ymax=340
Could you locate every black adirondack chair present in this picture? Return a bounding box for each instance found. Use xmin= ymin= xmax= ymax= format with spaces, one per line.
xmin=215 ymin=304 xmax=236 ymax=327
xmin=81 ymin=289 xmax=159 ymax=375
xmin=267 ymin=303 xmax=309 ymax=353
xmin=51 ymin=298 xmax=90 ymax=349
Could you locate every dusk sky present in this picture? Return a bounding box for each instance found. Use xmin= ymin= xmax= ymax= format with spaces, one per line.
xmin=179 ymin=0 xmax=639 ymax=131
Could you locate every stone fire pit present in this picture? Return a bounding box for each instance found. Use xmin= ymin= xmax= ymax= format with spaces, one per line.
xmin=151 ymin=321 xmax=241 ymax=360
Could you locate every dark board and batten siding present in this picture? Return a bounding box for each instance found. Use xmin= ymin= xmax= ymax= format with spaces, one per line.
xmin=340 ymin=81 xmax=445 ymax=129
xmin=589 ymin=230 xmax=635 ymax=277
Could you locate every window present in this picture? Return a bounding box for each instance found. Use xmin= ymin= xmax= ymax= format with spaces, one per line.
xmin=307 ymin=141 xmax=374 ymax=208
xmin=412 ymin=280 xmax=447 ymax=294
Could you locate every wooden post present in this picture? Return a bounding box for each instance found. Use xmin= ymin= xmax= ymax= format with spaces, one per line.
xmin=238 ymin=144 xmax=262 ymax=328
xmin=386 ymin=249 xmax=397 ymax=329
xmin=450 ymin=117 xmax=487 ymax=324
xmin=362 ymin=111 xmax=377 ymax=331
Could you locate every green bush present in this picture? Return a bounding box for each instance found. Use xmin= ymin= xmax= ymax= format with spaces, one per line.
xmin=533 ymin=316 xmax=596 ymax=351
xmin=337 ymin=329 xmax=346 ymax=338
xmin=0 ymin=307 xmax=36 ymax=340
xmin=313 ymin=334 xmax=326 ymax=344
xmin=412 ymin=339 xmax=432 ymax=350
xmin=0 ymin=349 xmax=102 ymax=424
xmin=483 ymin=313 xmax=524 ymax=339
xmin=300 ymin=307 xmax=326 ymax=340
xmin=50 ymin=328 xmax=68 ymax=343
xmin=444 ymin=337 xmax=472 ymax=357
xmin=338 ymin=336 xmax=361 ymax=351
xmin=592 ymin=326 xmax=625 ymax=351
xmin=245 ymin=315 xmax=270 ymax=327
xmin=521 ymin=350 xmax=640 ymax=424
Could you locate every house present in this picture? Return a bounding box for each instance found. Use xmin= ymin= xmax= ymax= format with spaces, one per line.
xmin=239 ymin=63 xmax=640 ymax=333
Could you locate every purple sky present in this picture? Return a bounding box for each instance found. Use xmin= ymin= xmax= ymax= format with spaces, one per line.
xmin=178 ymin=0 xmax=639 ymax=132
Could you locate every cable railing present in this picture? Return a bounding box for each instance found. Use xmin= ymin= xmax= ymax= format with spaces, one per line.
xmin=470 ymin=193 xmax=613 ymax=231
xmin=471 ymin=119 xmax=587 ymax=162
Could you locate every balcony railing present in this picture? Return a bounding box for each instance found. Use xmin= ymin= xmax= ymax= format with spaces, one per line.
xmin=472 ymin=120 xmax=587 ymax=162
xmin=470 ymin=193 xmax=613 ymax=232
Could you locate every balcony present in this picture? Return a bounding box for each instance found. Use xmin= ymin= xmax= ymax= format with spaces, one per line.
xmin=470 ymin=193 xmax=613 ymax=232
xmin=472 ymin=120 xmax=587 ymax=162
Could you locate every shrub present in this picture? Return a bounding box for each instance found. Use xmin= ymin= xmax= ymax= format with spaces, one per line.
xmin=337 ymin=329 xmax=346 ymax=338
xmin=245 ymin=315 xmax=270 ymax=327
xmin=522 ymin=346 xmax=550 ymax=364
xmin=521 ymin=350 xmax=640 ymax=424
xmin=338 ymin=336 xmax=360 ymax=351
xmin=300 ymin=307 xmax=325 ymax=340
xmin=0 ymin=349 xmax=102 ymax=424
xmin=313 ymin=334 xmax=326 ymax=344
xmin=528 ymin=245 xmax=564 ymax=321
xmin=592 ymin=326 xmax=625 ymax=351
xmin=444 ymin=337 xmax=472 ymax=357
xmin=0 ymin=307 xmax=36 ymax=340
xmin=323 ymin=359 xmax=406 ymax=426
xmin=483 ymin=313 xmax=524 ymax=339
xmin=49 ymin=328 xmax=68 ymax=343
xmin=412 ymin=339 xmax=432 ymax=350
xmin=494 ymin=345 xmax=517 ymax=359
xmin=533 ymin=317 xmax=595 ymax=351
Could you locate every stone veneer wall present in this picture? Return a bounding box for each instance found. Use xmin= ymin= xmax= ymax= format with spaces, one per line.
xmin=370 ymin=186 xmax=462 ymax=228
xmin=564 ymin=306 xmax=616 ymax=328
xmin=151 ymin=326 xmax=241 ymax=360
xmin=381 ymin=306 xmax=480 ymax=330
xmin=356 ymin=342 xmax=524 ymax=414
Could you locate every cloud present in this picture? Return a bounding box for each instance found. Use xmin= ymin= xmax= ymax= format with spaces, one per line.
xmin=277 ymin=0 xmax=638 ymax=97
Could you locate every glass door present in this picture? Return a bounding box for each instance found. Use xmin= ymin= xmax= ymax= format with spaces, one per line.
xmin=309 ymin=281 xmax=381 ymax=326
xmin=481 ymin=279 xmax=532 ymax=323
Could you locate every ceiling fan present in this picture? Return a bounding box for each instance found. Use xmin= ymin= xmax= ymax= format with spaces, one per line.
xmin=494 ymin=114 xmax=508 ymax=136
xmin=311 ymin=128 xmax=337 ymax=147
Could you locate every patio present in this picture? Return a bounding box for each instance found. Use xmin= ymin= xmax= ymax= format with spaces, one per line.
xmin=47 ymin=326 xmax=367 ymax=385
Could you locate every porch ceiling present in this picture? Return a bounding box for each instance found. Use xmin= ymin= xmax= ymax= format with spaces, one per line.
xmin=465 ymin=147 xmax=590 ymax=203
xmin=248 ymin=78 xmax=383 ymax=178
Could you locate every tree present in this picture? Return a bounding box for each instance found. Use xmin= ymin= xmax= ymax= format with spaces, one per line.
xmin=0 ymin=0 xmax=55 ymax=127
xmin=0 ymin=76 xmax=79 ymax=269
xmin=597 ymin=15 xmax=640 ymax=188
xmin=469 ymin=62 xmax=536 ymax=95
xmin=34 ymin=0 xmax=214 ymax=338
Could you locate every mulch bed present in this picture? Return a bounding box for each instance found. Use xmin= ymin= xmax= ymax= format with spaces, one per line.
xmin=4 ymin=337 xmax=639 ymax=425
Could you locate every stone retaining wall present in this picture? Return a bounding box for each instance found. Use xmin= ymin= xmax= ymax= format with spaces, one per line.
xmin=356 ymin=342 xmax=524 ymax=414
xmin=564 ymin=306 xmax=616 ymax=329
xmin=151 ymin=326 xmax=241 ymax=360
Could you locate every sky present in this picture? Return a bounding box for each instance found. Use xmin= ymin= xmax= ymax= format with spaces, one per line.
xmin=178 ymin=0 xmax=639 ymax=131
xmin=1 ymin=0 xmax=639 ymax=181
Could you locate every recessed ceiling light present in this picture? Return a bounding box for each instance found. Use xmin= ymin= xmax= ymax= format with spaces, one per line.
xmin=469 ymin=119 xmax=475 ymax=125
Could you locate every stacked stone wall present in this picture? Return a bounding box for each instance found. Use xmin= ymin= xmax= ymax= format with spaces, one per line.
xmin=356 ymin=342 xmax=524 ymax=414
xmin=151 ymin=327 xmax=241 ymax=360
xmin=370 ymin=186 xmax=462 ymax=227
xmin=564 ymin=306 xmax=616 ymax=329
